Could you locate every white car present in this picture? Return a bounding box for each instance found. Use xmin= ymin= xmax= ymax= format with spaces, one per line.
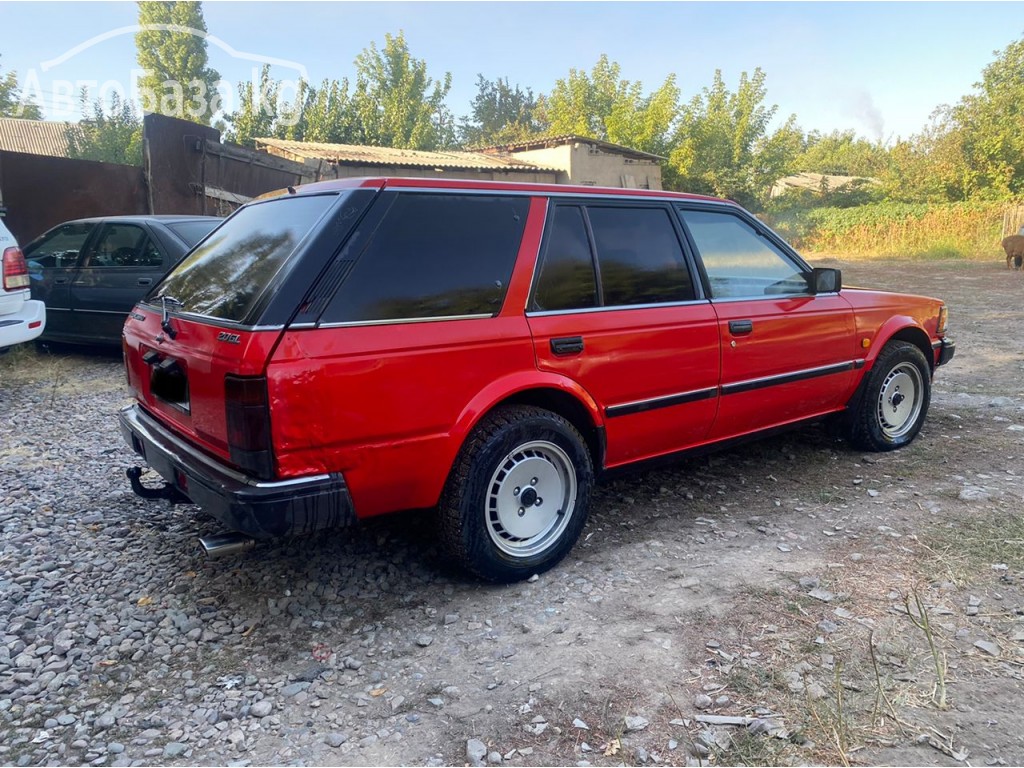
xmin=0 ymin=218 xmax=46 ymax=352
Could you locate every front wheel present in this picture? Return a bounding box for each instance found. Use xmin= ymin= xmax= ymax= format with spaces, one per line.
xmin=847 ymin=341 xmax=931 ymax=451
xmin=439 ymin=405 xmax=593 ymax=583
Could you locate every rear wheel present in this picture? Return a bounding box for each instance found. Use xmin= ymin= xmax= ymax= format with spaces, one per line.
xmin=847 ymin=341 xmax=931 ymax=451
xmin=439 ymin=405 xmax=593 ymax=582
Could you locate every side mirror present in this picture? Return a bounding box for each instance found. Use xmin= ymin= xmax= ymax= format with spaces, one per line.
xmin=811 ymin=267 xmax=842 ymax=294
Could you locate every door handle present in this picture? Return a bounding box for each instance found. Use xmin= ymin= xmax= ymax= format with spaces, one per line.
xmin=54 ymin=277 xmax=68 ymax=285
xmin=729 ymin=320 xmax=753 ymax=335
xmin=138 ymin=278 xmax=153 ymax=286
xmin=551 ymin=336 xmax=584 ymax=356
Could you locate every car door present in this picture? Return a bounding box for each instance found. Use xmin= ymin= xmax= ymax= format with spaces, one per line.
xmin=25 ymin=221 xmax=99 ymax=340
xmin=676 ymin=206 xmax=859 ymax=440
xmin=68 ymin=222 xmax=165 ymax=344
xmin=527 ymin=201 xmax=721 ymax=468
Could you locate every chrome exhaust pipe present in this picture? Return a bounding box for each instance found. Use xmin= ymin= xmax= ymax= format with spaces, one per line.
xmin=199 ymin=532 xmax=257 ymax=558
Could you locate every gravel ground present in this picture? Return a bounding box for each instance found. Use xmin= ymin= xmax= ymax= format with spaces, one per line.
xmin=2 ymin=258 xmax=1023 ymax=767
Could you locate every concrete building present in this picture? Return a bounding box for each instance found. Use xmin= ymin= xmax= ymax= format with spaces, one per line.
xmin=255 ymin=139 xmax=560 ymax=184
xmin=480 ymin=134 xmax=664 ymax=190
xmin=255 ymin=134 xmax=664 ymax=189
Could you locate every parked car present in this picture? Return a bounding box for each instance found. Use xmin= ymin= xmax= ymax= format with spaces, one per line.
xmin=118 ymin=178 xmax=955 ymax=582
xmin=0 ymin=217 xmax=46 ymax=353
xmin=27 ymin=215 xmax=221 ymax=347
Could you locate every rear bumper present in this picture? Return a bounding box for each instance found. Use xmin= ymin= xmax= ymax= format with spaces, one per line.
xmin=118 ymin=404 xmax=356 ymax=539
xmin=0 ymin=299 xmax=45 ymax=349
xmin=933 ymin=337 xmax=955 ymax=367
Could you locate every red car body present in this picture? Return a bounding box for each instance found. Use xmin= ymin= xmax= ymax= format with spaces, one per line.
xmin=119 ymin=177 xmax=953 ymax=580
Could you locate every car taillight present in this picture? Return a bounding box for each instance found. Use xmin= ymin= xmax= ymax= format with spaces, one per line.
xmin=2 ymin=247 xmax=30 ymax=290
xmin=225 ymin=374 xmax=274 ymax=480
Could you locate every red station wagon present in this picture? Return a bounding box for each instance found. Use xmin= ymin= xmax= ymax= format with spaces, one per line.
xmin=119 ymin=177 xmax=954 ymax=582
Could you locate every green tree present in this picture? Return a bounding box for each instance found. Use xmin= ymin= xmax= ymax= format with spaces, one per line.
xmin=224 ymin=65 xmax=279 ymax=147
xmin=881 ymin=107 xmax=975 ymax=203
xmin=135 ymin=1 xmax=221 ymax=124
xmin=299 ymin=78 xmax=358 ymax=144
xmin=66 ymin=91 xmax=143 ymax=165
xmin=0 ymin=55 xmax=42 ymax=119
xmin=796 ymin=129 xmax=889 ymax=177
xmin=460 ymin=76 xmax=539 ymax=147
xmin=350 ymin=31 xmax=454 ymax=149
xmin=542 ymin=55 xmax=679 ymax=155
xmin=669 ymin=68 xmax=795 ymax=208
xmin=949 ymin=35 xmax=1024 ymax=199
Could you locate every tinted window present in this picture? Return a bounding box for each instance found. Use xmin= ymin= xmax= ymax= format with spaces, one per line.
xmin=531 ymin=206 xmax=597 ymax=311
xmin=588 ymin=206 xmax=694 ymax=306
xmin=323 ymin=193 xmax=528 ymax=323
xmin=154 ymin=195 xmax=338 ymax=322
xmin=167 ymin=220 xmax=220 ymax=247
xmin=677 ymin=209 xmax=808 ymax=298
xmin=87 ymin=224 xmax=161 ymax=268
xmin=24 ymin=223 xmax=95 ymax=268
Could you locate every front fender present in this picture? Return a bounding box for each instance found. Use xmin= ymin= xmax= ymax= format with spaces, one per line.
xmin=864 ymin=315 xmax=934 ymax=370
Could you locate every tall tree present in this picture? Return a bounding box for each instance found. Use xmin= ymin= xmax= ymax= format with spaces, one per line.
xmin=224 ymin=64 xmax=279 ymax=147
xmin=669 ymin=68 xmax=793 ymax=208
xmin=66 ymin=91 xmax=143 ymax=165
xmin=542 ymin=55 xmax=678 ymax=155
xmin=460 ymin=76 xmax=539 ymax=147
xmin=0 ymin=55 xmax=42 ymax=119
xmin=135 ymin=1 xmax=221 ymax=124
xmin=298 ymin=78 xmax=357 ymax=144
xmin=948 ymin=35 xmax=1024 ymax=199
xmin=350 ymin=31 xmax=454 ymax=150
xmin=796 ymin=129 xmax=889 ymax=177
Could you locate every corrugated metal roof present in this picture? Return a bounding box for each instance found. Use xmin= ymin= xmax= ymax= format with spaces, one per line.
xmin=0 ymin=118 xmax=80 ymax=157
xmin=478 ymin=134 xmax=666 ymax=162
xmin=770 ymin=172 xmax=878 ymax=198
xmin=255 ymin=138 xmax=562 ymax=173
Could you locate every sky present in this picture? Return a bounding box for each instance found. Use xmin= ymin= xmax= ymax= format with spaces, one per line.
xmin=1 ymin=1 xmax=1021 ymax=144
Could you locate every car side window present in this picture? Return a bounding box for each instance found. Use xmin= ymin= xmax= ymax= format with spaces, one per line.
xmin=86 ymin=224 xmax=161 ymax=268
xmin=588 ymin=206 xmax=695 ymax=306
xmin=531 ymin=206 xmax=598 ymax=312
xmin=677 ymin=209 xmax=809 ymax=299
xmin=322 ymin=193 xmax=529 ymax=324
xmin=24 ymin=223 xmax=95 ymax=268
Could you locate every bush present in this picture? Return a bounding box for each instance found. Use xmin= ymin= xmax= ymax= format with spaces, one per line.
xmin=762 ymin=200 xmax=1009 ymax=259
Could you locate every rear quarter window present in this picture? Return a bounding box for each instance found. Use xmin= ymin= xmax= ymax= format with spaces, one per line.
xmin=321 ymin=193 xmax=529 ymax=324
xmin=152 ymin=195 xmax=338 ymax=322
xmin=166 ymin=220 xmax=220 ymax=247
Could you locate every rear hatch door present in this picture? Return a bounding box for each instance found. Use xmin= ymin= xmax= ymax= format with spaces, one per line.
xmin=123 ymin=187 xmax=380 ymax=467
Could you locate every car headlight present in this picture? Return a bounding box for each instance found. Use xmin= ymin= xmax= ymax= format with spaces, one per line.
xmin=937 ymin=305 xmax=948 ymax=335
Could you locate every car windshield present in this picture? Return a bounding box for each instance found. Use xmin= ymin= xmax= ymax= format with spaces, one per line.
xmin=148 ymin=194 xmax=341 ymax=323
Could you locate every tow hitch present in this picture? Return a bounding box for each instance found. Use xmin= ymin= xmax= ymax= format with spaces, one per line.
xmin=126 ymin=466 xmax=190 ymax=504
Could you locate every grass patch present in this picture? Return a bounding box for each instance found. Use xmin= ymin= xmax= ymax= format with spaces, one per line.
xmin=920 ymin=512 xmax=1024 ymax=583
xmin=713 ymin=730 xmax=794 ymax=766
xmin=764 ymin=200 xmax=1008 ymax=260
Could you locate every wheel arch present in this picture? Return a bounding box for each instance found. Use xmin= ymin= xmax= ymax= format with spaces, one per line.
xmin=450 ymin=375 xmax=605 ymax=479
xmin=869 ymin=318 xmax=935 ymax=373
xmin=495 ymin=387 xmax=606 ymax=472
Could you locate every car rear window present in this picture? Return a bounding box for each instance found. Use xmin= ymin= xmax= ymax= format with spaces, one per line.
xmin=151 ymin=195 xmax=339 ymax=323
xmin=166 ymin=220 xmax=220 ymax=247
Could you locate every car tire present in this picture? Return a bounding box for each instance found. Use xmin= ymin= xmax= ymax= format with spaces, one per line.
xmin=439 ymin=405 xmax=593 ymax=583
xmin=847 ymin=341 xmax=931 ymax=451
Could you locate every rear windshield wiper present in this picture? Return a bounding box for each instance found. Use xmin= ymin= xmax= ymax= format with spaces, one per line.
xmin=158 ymin=295 xmax=183 ymax=339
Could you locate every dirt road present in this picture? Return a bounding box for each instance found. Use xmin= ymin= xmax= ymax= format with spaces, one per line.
xmin=1 ymin=257 xmax=1022 ymax=767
